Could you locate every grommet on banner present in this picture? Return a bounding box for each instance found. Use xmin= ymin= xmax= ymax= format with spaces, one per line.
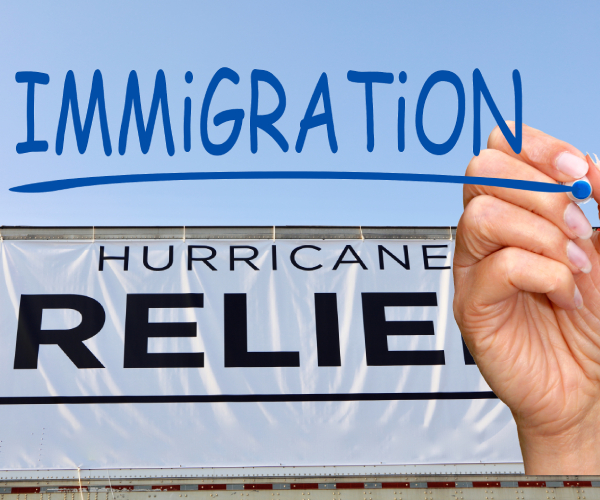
xmin=359 ymin=226 xmax=364 ymax=241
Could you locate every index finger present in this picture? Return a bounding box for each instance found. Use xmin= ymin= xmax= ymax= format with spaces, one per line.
xmin=487 ymin=122 xmax=589 ymax=182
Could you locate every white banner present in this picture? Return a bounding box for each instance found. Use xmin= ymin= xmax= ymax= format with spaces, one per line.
xmin=0 ymin=238 xmax=520 ymax=469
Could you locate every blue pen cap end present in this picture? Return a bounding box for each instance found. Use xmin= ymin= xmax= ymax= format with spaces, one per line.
xmin=572 ymin=179 xmax=592 ymax=200
xmin=566 ymin=178 xmax=593 ymax=204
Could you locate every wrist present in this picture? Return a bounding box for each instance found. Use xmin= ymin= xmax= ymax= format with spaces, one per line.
xmin=517 ymin=412 xmax=600 ymax=474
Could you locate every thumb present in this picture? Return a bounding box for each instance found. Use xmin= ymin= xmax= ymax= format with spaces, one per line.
xmin=584 ymin=154 xmax=600 ymax=220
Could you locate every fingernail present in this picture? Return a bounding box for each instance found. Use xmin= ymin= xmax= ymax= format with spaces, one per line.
xmin=567 ymin=241 xmax=592 ymax=273
xmin=556 ymin=152 xmax=589 ymax=178
xmin=564 ymin=203 xmax=593 ymax=239
xmin=574 ymin=285 xmax=584 ymax=309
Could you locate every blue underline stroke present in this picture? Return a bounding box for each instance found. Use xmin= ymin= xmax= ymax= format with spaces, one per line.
xmin=9 ymin=171 xmax=573 ymax=194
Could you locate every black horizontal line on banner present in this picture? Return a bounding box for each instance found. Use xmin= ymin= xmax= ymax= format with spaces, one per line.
xmin=0 ymin=392 xmax=497 ymax=405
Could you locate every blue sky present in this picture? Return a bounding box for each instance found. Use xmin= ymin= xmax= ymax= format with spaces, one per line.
xmin=1 ymin=1 xmax=599 ymax=227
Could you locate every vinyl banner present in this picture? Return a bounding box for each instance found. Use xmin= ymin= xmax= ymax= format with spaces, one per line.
xmin=0 ymin=238 xmax=520 ymax=469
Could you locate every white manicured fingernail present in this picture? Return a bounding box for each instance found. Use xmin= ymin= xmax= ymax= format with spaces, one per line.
xmin=567 ymin=241 xmax=592 ymax=273
xmin=574 ymin=285 xmax=584 ymax=309
xmin=556 ymin=152 xmax=589 ymax=178
xmin=564 ymin=203 xmax=593 ymax=239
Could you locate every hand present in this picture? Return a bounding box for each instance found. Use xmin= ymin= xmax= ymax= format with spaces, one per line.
xmin=453 ymin=123 xmax=600 ymax=474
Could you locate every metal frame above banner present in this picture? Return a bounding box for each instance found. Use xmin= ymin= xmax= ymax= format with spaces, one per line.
xmin=0 ymin=463 xmax=525 ymax=480
xmin=0 ymin=226 xmax=456 ymax=241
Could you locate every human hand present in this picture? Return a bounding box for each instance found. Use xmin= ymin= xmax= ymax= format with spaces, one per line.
xmin=453 ymin=123 xmax=600 ymax=474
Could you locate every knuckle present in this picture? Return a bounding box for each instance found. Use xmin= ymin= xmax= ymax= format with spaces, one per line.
xmin=458 ymin=197 xmax=506 ymax=263
xmin=487 ymin=121 xmax=516 ymax=150
xmin=539 ymin=227 xmax=567 ymax=258
xmin=498 ymin=246 xmax=521 ymax=266
xmin=465 ymin=148 xmax=503 ymax=177
xmin=486 ymin=125 xmax=503 ymax=150
xmin=547 ymin=264 xmax=570 ymax=293
xmin=464 ymin=156 xmax=480 ymax=178
xmin=496 ymin=247 xmax=523 ymax=277
xmin=463 ymin=195 xmax=500 ymax=232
